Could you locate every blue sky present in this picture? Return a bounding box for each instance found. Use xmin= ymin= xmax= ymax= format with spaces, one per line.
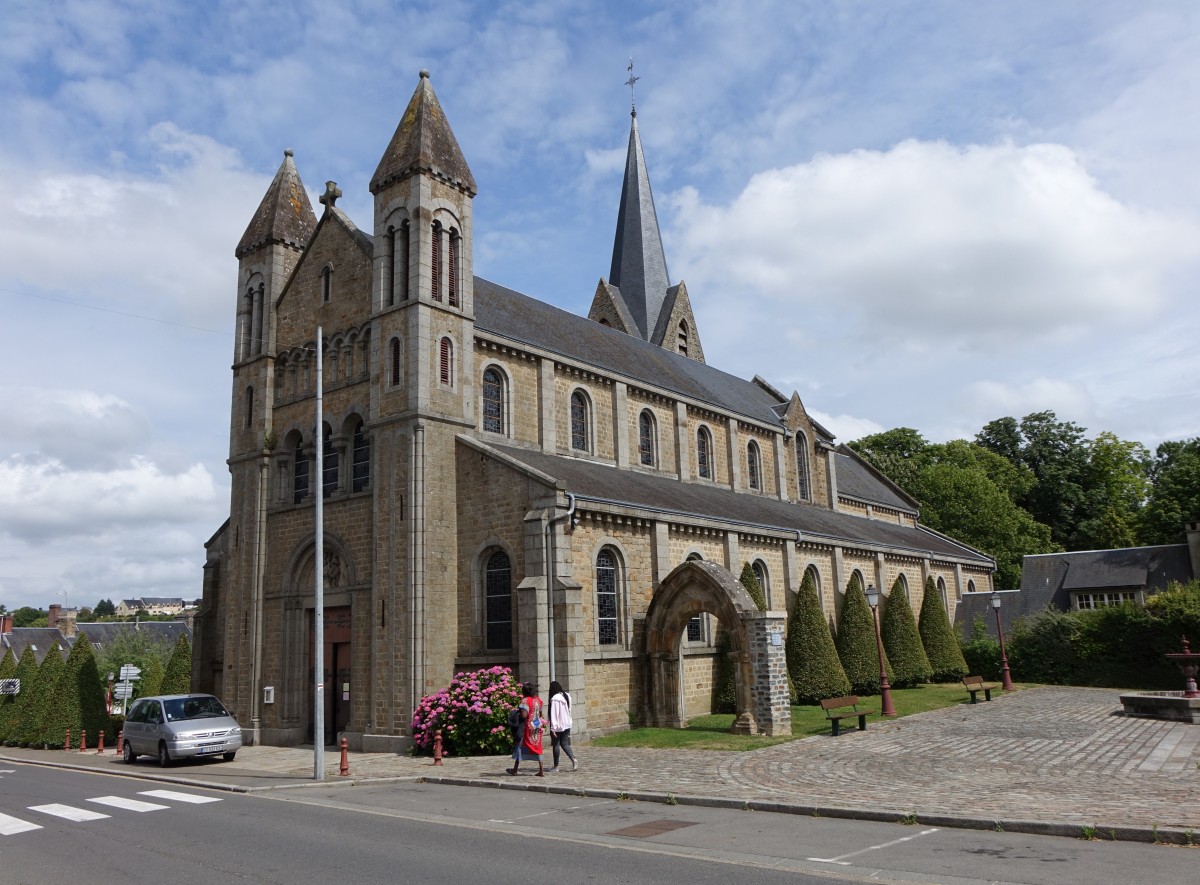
xmin=2 ymin=0 xmax=1198 ymax=614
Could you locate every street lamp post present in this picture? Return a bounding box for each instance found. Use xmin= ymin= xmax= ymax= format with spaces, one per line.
xmin=106 ymin=672 xmax=114 ymax=714
xmin=864 ymin=584 xmax=897 ymax=717
xmin=991 ymin=592 xmax=1015 ymax=691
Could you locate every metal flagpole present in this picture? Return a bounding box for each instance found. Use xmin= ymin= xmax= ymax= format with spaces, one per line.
xmin=314 ymin=326 xmax=325 ymax=781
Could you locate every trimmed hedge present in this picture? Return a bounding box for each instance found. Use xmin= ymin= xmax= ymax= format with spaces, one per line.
xmin=738 ymin=562 xmax=767 ymax=611
xmin=836 ymin=574 xmax=893 ymax=695
xmin=786 ymin=569 xmax=850 ymax=703
xmin=881 ymin=578 xmax=931 ymax=688
xmin=161 ymin=634 xmax=192 ymax=695
xmin=918 ymin=576 xmax=968 ymax=681
xmin=0 ymin=647 xmax=38 ymax=744
xmin=711 ymin=631 xmax=737 ymax=714
xmin=19 ymin=644 xmax=65 ymax=747
xmin=43 ymin=633 xmax=107 ymax=750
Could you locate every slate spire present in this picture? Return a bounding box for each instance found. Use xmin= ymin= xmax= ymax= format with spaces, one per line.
xmin=236 ymin=149 xmax=317 ymax=259
xmin=608 ymin=108 xmax=671 ymax=340
xmin=370 ymin=70 xmax=477 ymax=196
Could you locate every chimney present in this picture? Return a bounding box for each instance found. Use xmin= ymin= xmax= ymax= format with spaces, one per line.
xmin=1187 ymin=522 xmax=1200 ymax=581
xmin=61 ymin=611 xmax=77 ymax=638
xmin=1 ymin=614 xmax=12 ymax=634
xmin=48 ymin=603 xmax=61 ymax=627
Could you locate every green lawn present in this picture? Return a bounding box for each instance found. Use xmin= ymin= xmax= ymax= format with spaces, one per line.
xmin=591 ymin=683 xmax=1033 ymax=751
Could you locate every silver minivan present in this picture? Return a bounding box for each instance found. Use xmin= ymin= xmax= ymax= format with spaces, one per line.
xmin=123 ymin=694 xmax=242 ymax=766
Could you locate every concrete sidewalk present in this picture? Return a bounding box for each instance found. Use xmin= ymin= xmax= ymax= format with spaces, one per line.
xmin=5 ymin=686 xmax=1199 ymax=843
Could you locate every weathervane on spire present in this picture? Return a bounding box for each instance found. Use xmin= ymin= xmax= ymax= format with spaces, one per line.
xmin=625 ymin=57 xmax=640 ymax=114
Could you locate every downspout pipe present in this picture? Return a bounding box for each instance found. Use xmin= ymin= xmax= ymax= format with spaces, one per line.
xmin=544 ymin=492 xmax=576 ymax=687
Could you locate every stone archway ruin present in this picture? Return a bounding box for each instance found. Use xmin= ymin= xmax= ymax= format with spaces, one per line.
xmin=641 ymin=559 xmax=790 ymax=736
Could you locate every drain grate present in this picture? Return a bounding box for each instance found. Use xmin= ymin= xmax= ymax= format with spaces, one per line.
xmin=607 ymin=819 xmax=698 ymax=839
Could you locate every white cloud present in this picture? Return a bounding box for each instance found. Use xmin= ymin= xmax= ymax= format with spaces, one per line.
xmin=0 ymin=388 xmax=150 ymax=468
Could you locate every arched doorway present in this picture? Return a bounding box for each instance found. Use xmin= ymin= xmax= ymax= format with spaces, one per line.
xmin=641 ymin=559 xmax=790 ymax=736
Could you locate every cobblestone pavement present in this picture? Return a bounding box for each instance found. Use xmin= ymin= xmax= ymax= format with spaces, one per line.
xmin=6 ymin=686 xmax=1199 ymax=837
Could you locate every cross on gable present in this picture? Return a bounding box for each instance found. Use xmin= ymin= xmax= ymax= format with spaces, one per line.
xmin=320 ymin=180 xmax=342 ymax=209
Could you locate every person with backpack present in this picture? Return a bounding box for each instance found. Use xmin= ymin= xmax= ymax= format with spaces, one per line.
xmin=506 ymin=681 xmax=544 ymax=776
xmin=546 ymin=680 xmax=577 ymax=772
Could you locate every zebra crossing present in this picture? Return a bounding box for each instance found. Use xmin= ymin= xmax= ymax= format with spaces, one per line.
xmin=0 ymin=789 xmax=222 ymax=836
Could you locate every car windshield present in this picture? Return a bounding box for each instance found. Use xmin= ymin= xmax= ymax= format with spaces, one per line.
xmin=163 ymin=696 xmax=230 ymax=722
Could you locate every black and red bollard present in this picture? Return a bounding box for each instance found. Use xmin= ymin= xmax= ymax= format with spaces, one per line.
xmin=97 ymin=730 xmax=105 ymax=754
xmin=64 ymin=729 xmax=71 ymax=751
xmin=80 ymin=729 xmax=88 ymax=752
xmin=432 ymin=729 xmax=444 ymax=766
xmin=338 ymin=737 xmax=350 ymax=777
xmin=116 ymin=730 xmax=124 ymax=755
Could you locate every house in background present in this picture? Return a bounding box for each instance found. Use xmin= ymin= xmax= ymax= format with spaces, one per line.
xmin=1 ymin=612 xmax=192 ymax=665
xmin=956 ymin=521 xmax=1200 ymax=639
xmin=115 ymin=597 xmax=188 ymax=617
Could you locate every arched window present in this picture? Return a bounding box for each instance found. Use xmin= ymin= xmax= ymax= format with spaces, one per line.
xmin=390 ymin=337 xmax=402 ymax=387
xmin=321 ymin=265 xmax=332 ymax=303
xmin=244 ymin=386 xmax=254 ymax=429
xmin=696 ymin=426 xmax=713 ymax=479
xmin=482 ymin=368 xmax=504 ymax=434
xmin=430 ymin=221 xmax=442 ymax=301
xmin=638 ymin=410 xmax=657 ymax=467
xmin=386 ymin=225 xmax=396 ymax=306
xmin=596 ymin=549 xmax=619 ymax=646
xmin=293 ymin=440 xmax=309 ymax=504
xmin=570 ymin=390 xmax=590 ymax=452
xmin=439 ymin=337 xmax=454 ymax=386
xmin=448 ymin=228 xmax=460 ymax=307
xmin=967 ymin=579 xmax=976 ymax=594
xmin=484 ymin=550 xmax=512 ymax=649
xmin=897 ymin=574 xmax=909 ymax=600
xmin=938 ymin=576 xmax=949 ymax=610
xmin=322 ymin=424 xmax=338 ymax=498
xmin=678 ymin=320 xmax=688 ymax=357
xmin=747 ymin=440 xmax=762 ymax=490
xmin=351 ymin=420 xmax=369 ymax=492
xmin=394 ymin=220 xmax=410 ymax=302
xmin=752 ymin=560 xmax=769 ymax=602
xmin=795 ymin=432 xmax=811 ymax=502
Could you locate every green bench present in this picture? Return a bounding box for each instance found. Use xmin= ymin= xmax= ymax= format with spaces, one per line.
xmin=820 ymin=695 xmax=872 ymax=736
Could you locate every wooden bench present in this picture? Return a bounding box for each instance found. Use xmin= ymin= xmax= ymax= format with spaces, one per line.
xmin=820 ymin=695 xmax=871 ymax=736
xmin=963 ymin=675 xmax=1000 ymax=704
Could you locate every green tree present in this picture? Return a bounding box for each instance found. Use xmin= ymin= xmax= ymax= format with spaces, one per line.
xmin=43 ymin=634 xmax=107 ymax=750
xmin=140 ymin=655 xmax=165 ymax=699
xmin=786 ymin=570 xmax=850 ymax=703
xmin=11 ymin=606 xmax=46 ymax=628
xmin=880 ymin=578 xmax=930 ymax=688
xmin=93 ymin=599 xmax=116 ymax=617
xmin=17 ymin=644 xmax=65 ymax=747
xmin=1 ymin=647 xmax=39 ymax=745
xmin=1140 ymin=439 xmax=1200 ymax=544
xmin=1078 ymin=431 xmax=1149 ymax=548
xmin=738 ymin=562 xmax=767 ymax=611
xmin=835 ymin=574 xmax=892 ymax=695
xmin=710 ymin=631 xmax=737 ymax=714
xmin=95 ymin=630 xmax=173 ymax=692
xmin=918 ymin=576 xmax=968 ymax=681
xmin=0 ymin=648 xmax=16 ymax=742
xmin=161 ymin=634 xmax=193 ymax=695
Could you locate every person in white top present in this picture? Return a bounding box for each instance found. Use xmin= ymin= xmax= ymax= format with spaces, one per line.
xmin=546 ymin=680 xmax=578 ymax=772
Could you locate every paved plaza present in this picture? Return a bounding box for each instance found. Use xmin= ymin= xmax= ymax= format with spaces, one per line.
xmin=5 ymin=686 xmax=1199 ymax=840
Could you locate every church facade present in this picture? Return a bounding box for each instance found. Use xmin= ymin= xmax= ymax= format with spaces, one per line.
xmin=195 ymin=71 xmax=994 ymax=751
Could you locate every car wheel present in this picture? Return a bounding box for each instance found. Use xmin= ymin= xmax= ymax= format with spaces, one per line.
xmin=123 ymin=741 xmax=137 ymax=764
xmin=222 ymin=751 xmax=237 ymax=762
xmin=157 ymin=742 xmax=171 ymax=768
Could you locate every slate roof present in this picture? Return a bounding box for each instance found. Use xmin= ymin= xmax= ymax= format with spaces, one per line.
xmin=75 ymin=621 xmax=192 ymax=648
xmin=480 ymin=439 xmax=992 ymax=565
xmin=833 ymin=449 xmax=917 ymax=512
xmin=236 ymin=150 xmax=317 ymax=259
xmin=474 ymin=277 xmax=786 ymax=427
xmin=1 ymin=628 xmax=71 ymax=665
xmin=370 ymin=70 xmax=476 ymax=196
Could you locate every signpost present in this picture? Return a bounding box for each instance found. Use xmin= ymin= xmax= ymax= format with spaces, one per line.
xmin=116 ymin=665 xmax=141 ymax=715
xmin=0 ymin=678 xmax=18 ymax=695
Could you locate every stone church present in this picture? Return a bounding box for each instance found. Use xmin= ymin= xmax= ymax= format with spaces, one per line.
xmin=196 ymin=71 xmax=994 ymax=751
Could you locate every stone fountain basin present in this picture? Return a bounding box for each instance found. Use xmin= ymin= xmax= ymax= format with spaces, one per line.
xmin=1120 ymin=691 xmax=1200 ymax=723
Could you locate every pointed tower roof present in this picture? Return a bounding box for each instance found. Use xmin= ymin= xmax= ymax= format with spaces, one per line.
xmin=236 ymin=149 xmax=317 ymax=259
xmin=370 ymin=70 xmax=477 ymax=196
xmin=608 ymin=110 xmax=671 ymax=339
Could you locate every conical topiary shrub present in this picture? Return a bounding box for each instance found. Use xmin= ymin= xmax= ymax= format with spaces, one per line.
xmin=1 ymin=646 xmax=38 ymax=745
xmin=918 ymin=576 xmax=968 ymax=682
xmin=786 ymin=569 xmax=851 ymax=703
xmin=738 ymin=562 xmax=767 ymax=611
xmin=710 ymin=631 xmax=737 ymax=714
xmin=43 ymin=633 xmax=108 ymax=750
xmin=835 ymin=574 xmax=893 ymax=695
xmin=0 ymin=647 xmax=16 ymax=743
xmin=161 ymin=634 xmax=192 ymax=695
xmin=139 ymin=655 xmax=164 ymax=699
xmin=18 ymin=643 xmax=65 ymax=747
xmin=881 ymin=578 xmax=931 ymax=688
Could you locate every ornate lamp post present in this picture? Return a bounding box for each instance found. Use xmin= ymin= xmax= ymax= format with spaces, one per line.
xmin=864 ymin=584 xmax=897 ymax=717
xmin=991 ymin=592 xmax=1015 ymax=691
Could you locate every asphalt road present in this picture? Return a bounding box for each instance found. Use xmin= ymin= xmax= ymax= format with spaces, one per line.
xmin=1 ymin=763 xmax=1194 ymax=885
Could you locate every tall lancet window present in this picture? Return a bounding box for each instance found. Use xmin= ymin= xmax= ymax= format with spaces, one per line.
xmin=322 ymin=424 xmax=338 ymax=498
xmin=351 ymin=420 xmax=370 ymax=493
xmin=439 ymin=337 xmax=454 ymax=386
xmin=482 ymin=368 xmax=504 ymax=434
xmin=448 ymin=228 xmax=460 ymax=307
xmin=697 ymin=426 xmax=713 ymax=479
xmin=386 ymin=225 xmax=397 ymax=306
xmin=321 ymin=266 xmax=332 ymax=303
xmin=570 ymin=391 xmax=590 ymax=452
xmin=638 ymin=410 xmax=656 ymax=467
xmin=747 ymin=440 xmax=761 ymax=490
xmin=293 ymin=441 xmax=309 ymax=504
xmin=796 ymin=433 xmax=811 ymax=502
xmin=431 ymin=221 xmax=442 ymax=301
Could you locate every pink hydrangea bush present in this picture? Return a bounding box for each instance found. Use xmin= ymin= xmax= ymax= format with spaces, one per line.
xmin=410 ymin=665 xmax=523 ymax=756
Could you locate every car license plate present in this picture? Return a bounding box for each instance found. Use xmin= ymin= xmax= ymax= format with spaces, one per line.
xmin=196 ymin=745 xmax=221 ymax=754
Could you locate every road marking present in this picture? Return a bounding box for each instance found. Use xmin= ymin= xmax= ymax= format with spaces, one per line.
xmin=139 ymin=790 xmax=223 ymax=804
xmin=0 ymin=813 xmax=42 ymax=835
xmin=88 ymin=796 xmax=169 ymax=813
xmin=30 ymin=804 xmax=111 ymax=822
xmin=490 ymin=799 xmax=610 ymax=823
xmin=808 ymin=828 xmax=940 ymax=864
